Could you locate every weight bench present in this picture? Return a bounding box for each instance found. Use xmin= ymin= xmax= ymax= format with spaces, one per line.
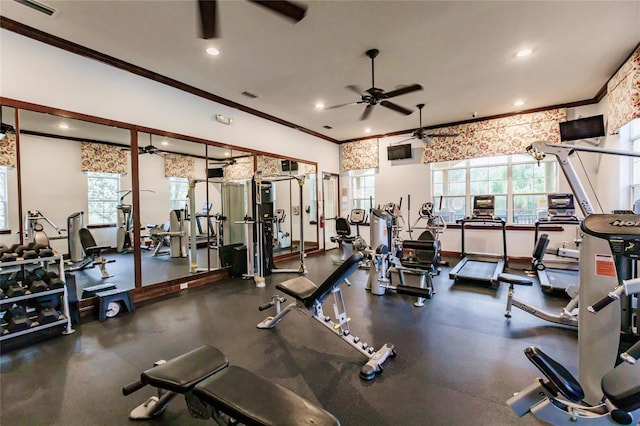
xmin=123 ymin=345 xmax=339 ymax=425
xmin=257 ymin=252 xmax=396 ymax=380
xmin=68 ymin=228 xmax=115 ymax=279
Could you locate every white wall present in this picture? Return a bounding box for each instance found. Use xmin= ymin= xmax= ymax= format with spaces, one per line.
xmin=1 ymin=29 xmax=340 ymax=249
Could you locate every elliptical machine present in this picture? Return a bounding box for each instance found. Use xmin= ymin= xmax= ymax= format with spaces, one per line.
xmin=274 ymin=209 xmax=291 ymax=250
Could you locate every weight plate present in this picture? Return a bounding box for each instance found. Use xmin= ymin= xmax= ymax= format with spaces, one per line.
xmin=105 ymin=301 xmax=121 ymax=318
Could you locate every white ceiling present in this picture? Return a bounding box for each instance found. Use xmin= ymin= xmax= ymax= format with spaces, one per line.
xmin=1 ymin=0 xmax=639 ymax=142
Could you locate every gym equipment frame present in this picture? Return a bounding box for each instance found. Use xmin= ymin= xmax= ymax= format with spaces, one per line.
xmin=508 ymin=213 xmax=640 ymax=425
xmin=257 ymin=252 xmax=396 ymax=380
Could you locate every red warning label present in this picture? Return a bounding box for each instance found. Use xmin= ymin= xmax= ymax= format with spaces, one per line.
xmin=595 ymin=254 xmax=616 ymax=277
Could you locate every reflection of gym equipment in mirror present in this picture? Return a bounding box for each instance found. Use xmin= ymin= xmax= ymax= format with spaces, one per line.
xmin=144 ymin=209 xmax=188 ymax=258
xmin=274 ymin=209 xmax=291 ymax=250
xmin=66 ymin=212 xmax=115 ymax=279
xmin=117 ymin=189 xmax=155 ymax=253
xmin=247 ymin=172 xmax=307 ymax=282
xmin=331 ymin=208 xmax=368 ymax=265
xmin=24 ymin=210 xmax=67 ymax=245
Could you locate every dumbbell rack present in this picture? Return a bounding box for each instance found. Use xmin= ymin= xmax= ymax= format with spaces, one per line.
xmin=0 ymin=254 xmax=75 ymax=341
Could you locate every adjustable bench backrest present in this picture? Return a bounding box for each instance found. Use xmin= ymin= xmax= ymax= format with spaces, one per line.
xmin=279 ymin=252 xmax=363 ymax=309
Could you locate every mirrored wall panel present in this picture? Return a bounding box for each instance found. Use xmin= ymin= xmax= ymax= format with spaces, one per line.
xmin=17 ymin=109 xmax=132 ymax=299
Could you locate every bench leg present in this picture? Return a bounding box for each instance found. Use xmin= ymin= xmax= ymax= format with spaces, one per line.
xmin=360 ymin=343 xmax=396 ymax=381
xmin=257 ymin=302 xmax=297 ymax=329
xmin=129 ymin=390 xmax=177 ymax=419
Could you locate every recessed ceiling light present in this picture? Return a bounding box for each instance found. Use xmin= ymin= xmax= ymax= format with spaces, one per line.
xmin=513 ymin=100 xmax=525 ymax=107
xmin=161 ymin=140 xmax=169 ymax=146
xmin=364 ymin=127 xmax=372 ymax=133
xmin=224 ymin=152 xmax=230 ymax=157
xmin=58 ymin=123 xmax=69 ymax=129
xmin=516 ymin=49 xmax=533 ymax=57
xmin=206 ymin=47 xmax=220 ymax=56
xmin=314 ymin=102 xmax=325 ymax=110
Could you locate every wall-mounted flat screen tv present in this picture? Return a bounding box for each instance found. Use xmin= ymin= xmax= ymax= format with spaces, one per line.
xmin=560 ymin=115 xmax=605 ymax=141
xmin=387 ymin=144 xmax=412 ymax=160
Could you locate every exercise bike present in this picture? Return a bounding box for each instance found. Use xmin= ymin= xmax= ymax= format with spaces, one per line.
xmin=331 ymin=208 xmax=369 ymax=265
xmin=508 ymin=213 xmax=640 ymax=424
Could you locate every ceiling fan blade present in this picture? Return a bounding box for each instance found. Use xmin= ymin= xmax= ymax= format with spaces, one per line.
xmin=360 ymin=104 xmax=374 ymax=121
xmin=383 ymin=84 xmax=423 ymax=99
xmin=397 ymin=137 xmax=415 ymax=143
xmin=345 ymin=85 xmax=365 ymax=97
xmin=248 ymin=0 xmax=307 ymax=23
xmin=198 ymin=0 xmax=219 ymax=39
xmin=325 ymin=101 xmax=361 ymax=110
xmin=380 ymin=100 xmax=413 ymax=115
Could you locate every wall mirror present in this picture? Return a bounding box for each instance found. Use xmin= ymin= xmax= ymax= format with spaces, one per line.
xmin=16 ymin=109 xmax=132 ymax=299
xmin=138 ymin=133 xmax=255 ymax=286
xmin=0 ymin=105 xmax=18 ymax=249
xmin=255 ymin=155 xmax=318 ymax=262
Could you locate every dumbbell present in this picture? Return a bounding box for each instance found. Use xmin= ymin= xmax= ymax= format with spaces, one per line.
xmin=5 ymin=306 xmax=33 ymax=332
xmin=32 ymin=244 xmax=54 ymax=258
xmin=5 ymin=280 xmax=27 ymax=298
xmin=0 ymin=250 xmax=18 ymax=262
xmin=44 ymin=271 xmax=65 ymax=289
xmin=14 ymin=244 xmax=30 ymax=257
xmin=35 ymin=302 xmax=60 ymax=325
xmin=23 ymin=276 xmax=48 ymax=293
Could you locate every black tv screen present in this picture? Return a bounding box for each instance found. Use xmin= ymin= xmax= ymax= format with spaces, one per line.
xmin=281 ymin=160 xmax=298 ymax=171
xmin=560 ymin=115 xmax=605 ymax=142
xmin=387 ymin=144 xmax=412 ymax=160
xmin=207 ymin=167 xmax=224 ymax=178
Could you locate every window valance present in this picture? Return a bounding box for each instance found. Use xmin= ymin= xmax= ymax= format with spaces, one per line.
xmin=421 ymin=108 xmax=567 ymax=163
xmin=0 ymin=133 xmax=17 ymax=168
xmin=256 ymin=155 xmax=281 ymax=176
xmin=224 ymin=156 xmax=254 ymax=180
xmin=81 ymin=142 xmax=128 ymax=174
xmin=341 ymin=138 xmax=379 ymax=172
xmin=607 ymin=44 xmax=640 ymax=134
xmin=164 ymin=153 xmax=195 ymax=179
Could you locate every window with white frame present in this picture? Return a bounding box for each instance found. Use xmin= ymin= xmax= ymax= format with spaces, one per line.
xmin=432 ymin=154 xmax=557 ymax=224
xmin=349 ymin=169 xmax=375 ymax=211
xmin=0 ymin=167 xmax=7 ymax=229
xmin=168 ymin=177 xmax=189 ymax=211
xmin=87 ymin=172 xmax=120 ymax=225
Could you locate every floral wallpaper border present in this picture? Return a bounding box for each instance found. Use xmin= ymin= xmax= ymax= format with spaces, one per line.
xmin=224 ymin=156 xmax=254 ymax=180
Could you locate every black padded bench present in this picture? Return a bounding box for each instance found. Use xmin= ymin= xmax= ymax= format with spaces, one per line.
xmin=123 ymin=345 xmax=339 ymax=425
xmin=258 ymin=252 xmax=396 ymax=380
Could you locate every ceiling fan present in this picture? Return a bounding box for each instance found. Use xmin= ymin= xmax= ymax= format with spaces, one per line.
xmin=208 ymin=158 xmax=237 ymax=167
xmin=136 ymin=134 xmax=164 ymax=156
xmin=198 ymin=0 xmax=307 ymax=39
xmin=399 ymin=103 xmax=459 ymax=145
xmin=326 ymin=48 xmax=423 ymax=121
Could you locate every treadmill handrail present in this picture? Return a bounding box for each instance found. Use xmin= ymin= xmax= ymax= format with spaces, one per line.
xmin=458 ymin=216 xmax=508 ymax=266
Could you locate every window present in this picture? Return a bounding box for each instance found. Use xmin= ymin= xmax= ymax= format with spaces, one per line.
xmin=306 ymin=173 xmax=317 ymax=222
xmin=349 ymin=169 xmax=375 ymax=211
xmin=0 ymin=167 xmax=7 ymax=229
xmin=168 ymin=177 xmax=189 ymax=211
xmin=87 ymin=172 xmax=120 ymax=225
xmin=432 ymin=155 xmax=557 ymax=224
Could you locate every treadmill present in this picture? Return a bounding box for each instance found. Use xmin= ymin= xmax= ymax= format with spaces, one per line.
xmin=449 ymin=195 xmax=507 ymax=287
xmin=532 ymin=193 xmax=581 ymax=294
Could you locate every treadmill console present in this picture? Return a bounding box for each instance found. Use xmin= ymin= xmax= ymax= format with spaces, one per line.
xmin=547 ymin=193 xmax=576 ymax=220
xmin=349 ymin=209 xmax=366 ymax=224
xmin=472 ymin=195 xmax=495 ymax=219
